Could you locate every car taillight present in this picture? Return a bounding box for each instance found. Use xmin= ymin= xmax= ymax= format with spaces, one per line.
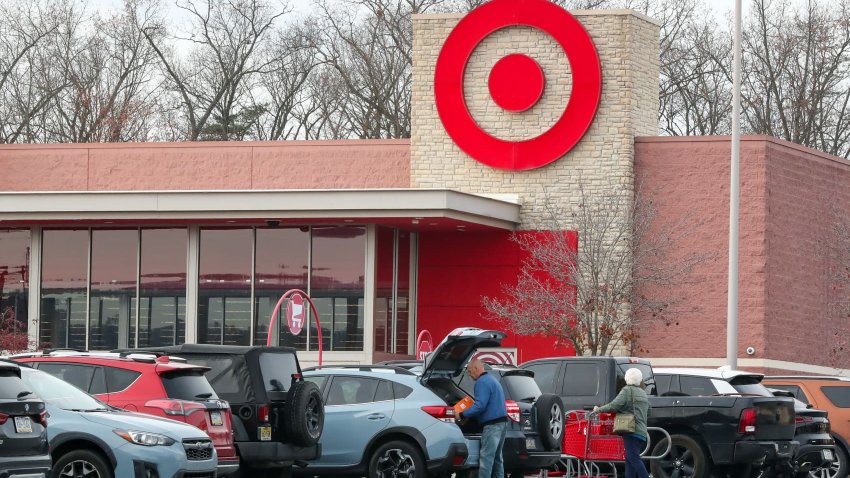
xmin=34 ymin=411 xmax=48 ymax=427
xmin=0 ymin=412 xmax=8 ymax=425
xmin=145 ymin=399 xmax=206 ymax=416
xmin=739 ymin=407 xmax=757 ymax=434
xmin=421 ymin=406 xmax=456 ymax=423
xmin=258 ymin=404 xmax=270 ymax=423
xmin=506 ymin=400 xmax=520 ymax=423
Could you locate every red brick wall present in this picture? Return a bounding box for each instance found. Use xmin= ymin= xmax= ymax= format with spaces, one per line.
xmin=0 ymin=140 xmax=411 ymax=191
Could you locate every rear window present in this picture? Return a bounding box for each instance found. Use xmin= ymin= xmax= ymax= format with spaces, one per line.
xmin=822 ymin=386 xmax=850 ymax=408
xmin=162 ymin=371 xmax=219 ymax=400
xmin=259 ymin=352 xmax=299 ymax=393
xmin=616 ymin=363 xmax=656 ymax=395
xmin=0 ymin=371 xmax=29 ymax=399
xmin=732 ymin=382 xmax=773 ymax=397
xmin=502 ymin=374 xmax=541 ymax=401
xmin=186 ymin=355 xmax=253 ymax=403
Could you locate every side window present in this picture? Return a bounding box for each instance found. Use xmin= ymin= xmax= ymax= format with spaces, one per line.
xmin=326 ymin=377 xmax=380 ymax=406
xmin=89 ymin=367 xmax=107 ymax=395
xmin=393 ymin=382 xmax=413 ymax=399
xmin=524 ymin=362 xmax=559 ymax=394
xmin=770 ymin=384 xmax=810 ymax=404
xmin=821 ymin=386 xmax=850 ymax=408
xmin=304 ymin=376 xmax=328 ymax=390
xmin=37 ymin=363 xmax=96 ymax=392
xmin=105 ymin=367 xmax=142 ymax=393
xmin=375 ymin=380 xmax=393 ymax=402
xmin=563 ymin=363 xmax=601 ymax=397
xmin=654 ymin=374 xmax=672 ymax=396
xmin=679 ymin=376 xmax=718 ymax=396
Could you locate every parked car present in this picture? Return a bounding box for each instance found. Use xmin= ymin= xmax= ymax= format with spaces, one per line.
xmin=419 ymin=328 xmax=564 ymax=478
xmin=763 ymin=376 xmax=850 ymax=478
xmin=298 ymin=365 xmax=470 ymax=477
xmin=13 ymin=350 xmax=239 ymax=477
xmin=128 ymin=344 xmax=324 ymax=478
xmin=654 ymin=367 xmax=835 ymax=478
xmin=0 ymin=360 xmax=51 ymax=478
xmin=15 ymin=362 xmax=218 ymax=478
xmin=521 ymin=356 xmax=798 ymax=478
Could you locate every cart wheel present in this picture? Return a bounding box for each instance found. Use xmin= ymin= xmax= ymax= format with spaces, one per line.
xmin=650 ymin=434 xmax=711 ymax=478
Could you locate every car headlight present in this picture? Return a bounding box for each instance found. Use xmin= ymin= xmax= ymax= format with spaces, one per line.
xmin=114 ymin=429 xmax=176 ymax=447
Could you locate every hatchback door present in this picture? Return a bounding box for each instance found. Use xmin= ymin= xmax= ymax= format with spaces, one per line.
xmin=158 ymin=368 xmax=235 ymax=451
xmin=421 ymin=328 xmax=506 ymax=381
xmin=0 ymin=371 xmax=47 ymax=458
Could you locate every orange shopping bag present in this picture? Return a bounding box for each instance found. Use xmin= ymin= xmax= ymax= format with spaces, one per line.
xmin=454 ymin=396 xmax=474 ymax=416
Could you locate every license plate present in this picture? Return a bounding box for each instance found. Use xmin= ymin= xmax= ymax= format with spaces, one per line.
xmin=823 ymin=449 xmax=834 ymax=461
xmin=210 ymin=411 xmax=223 ymax=427
xmin=259 ymin=426 xmax=272 ymax=441
xmin=526 ymin=438 xmax=536 ymax=450
xmin=14 ymin=416 xmax=32 ymax=434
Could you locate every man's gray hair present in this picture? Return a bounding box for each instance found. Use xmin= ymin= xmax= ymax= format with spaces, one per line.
xmin=624 ymin=368 xmax=643 ymax=386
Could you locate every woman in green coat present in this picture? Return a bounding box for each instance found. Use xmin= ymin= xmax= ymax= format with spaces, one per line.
xmin=594 ymin=367 xmax=651 ymax=478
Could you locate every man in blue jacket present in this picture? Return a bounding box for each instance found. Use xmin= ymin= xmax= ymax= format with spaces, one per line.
xmin=458 ymin=359 xmax=508 ymax=478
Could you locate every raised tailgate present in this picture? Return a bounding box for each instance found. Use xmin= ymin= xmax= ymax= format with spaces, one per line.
xmin=750 ymin=397 xmax=796 ymax=441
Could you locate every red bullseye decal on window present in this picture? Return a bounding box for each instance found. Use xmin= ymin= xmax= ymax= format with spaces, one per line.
xmin=434 ymin=0 xmax=602 ymax=171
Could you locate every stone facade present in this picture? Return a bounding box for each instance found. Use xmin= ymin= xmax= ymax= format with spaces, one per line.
xmin=411 ymin=10 xmax=660 ymax=230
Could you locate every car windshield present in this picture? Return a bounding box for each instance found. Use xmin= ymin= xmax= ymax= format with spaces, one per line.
xmin=20 ymin=368 xmax=107 ymax=412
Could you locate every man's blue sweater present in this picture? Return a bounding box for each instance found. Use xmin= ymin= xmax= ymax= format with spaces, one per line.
xmin=462 ymin=372 xmax=507 ymax=424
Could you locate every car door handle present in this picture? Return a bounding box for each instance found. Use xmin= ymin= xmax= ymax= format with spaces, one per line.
xmin=367 ymin=413 xmax=386 ymax=420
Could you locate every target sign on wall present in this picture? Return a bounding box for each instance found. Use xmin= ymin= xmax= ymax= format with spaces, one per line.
xmin=434 ymin=0 xmax=602 ymax=171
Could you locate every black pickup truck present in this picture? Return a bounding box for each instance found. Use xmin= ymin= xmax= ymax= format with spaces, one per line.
xmin=521 ymin=356 xmax=798 ymax=478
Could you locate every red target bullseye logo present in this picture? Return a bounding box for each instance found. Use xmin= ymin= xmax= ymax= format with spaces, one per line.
xmin=434 ymin=0 xmax=602 ymax=171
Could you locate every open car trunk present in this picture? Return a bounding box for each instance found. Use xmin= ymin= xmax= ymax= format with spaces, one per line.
xmin=424 ymin=375 xmax=486 ymax=435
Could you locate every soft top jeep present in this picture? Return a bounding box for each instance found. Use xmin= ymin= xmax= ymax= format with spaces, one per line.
xmin=126 ymin=344 xmax=324 ymax=478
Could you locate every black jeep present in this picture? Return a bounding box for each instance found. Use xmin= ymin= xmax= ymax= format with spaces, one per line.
xmin=128 ymin=344 xmax=324 ymax=478
xmin=0 ymin=360 xmax=51 ymax=478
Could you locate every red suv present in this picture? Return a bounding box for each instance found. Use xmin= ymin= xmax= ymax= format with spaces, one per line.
xmin=13 ymin=350 xmax=239 ymax=477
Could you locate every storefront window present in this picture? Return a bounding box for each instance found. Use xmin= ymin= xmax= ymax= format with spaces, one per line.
xmin=311 ymin=226 xmax=365 ymax=351
xmin=89 ymin=229 xmax=138 ymax=350
xmin=396 ymin=231 xmax=411 ymax=354
xmin=40 ymin=230 xmax=88 ymax=349
xmin=374 ymin=227 xmax=394 ymax=353
xmin=198 ymin=229 xmax=251 ymax=346
xmin=137 ymin=229 xmax=186 ymax=347
xmin=0 ymin=229 xmax=30 ymax=351
xmin=254 ymin=228 xmax=309 ymax=348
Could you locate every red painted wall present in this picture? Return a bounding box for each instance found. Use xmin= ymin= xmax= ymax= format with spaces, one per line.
xmin=417 ymin=230 xmax=577 ymax=364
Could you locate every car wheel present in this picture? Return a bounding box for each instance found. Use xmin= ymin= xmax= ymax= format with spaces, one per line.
xmin=810 ymin=444 xmax=849 ymax=478
xmin=534 ymin=394 xmax=564 ymax=451
xmin=52 ymin=449 xmax=113 ymax=478
xmin=650 ymin=434 xmax=712 ymax=478
xmin=285 ymin=380 xmax=324 ymax=447
xmin=368 ymin=440 xmax=426 ymax=478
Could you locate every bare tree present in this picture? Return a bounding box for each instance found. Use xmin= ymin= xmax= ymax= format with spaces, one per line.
xmin=140 ymin=0 xmax=287 ymax=140
xmin=483 ymin=181 xmax=711 ymax=356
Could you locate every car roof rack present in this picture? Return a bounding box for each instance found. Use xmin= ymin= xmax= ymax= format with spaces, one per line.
xmin=10 ymin=349 xmax=188 ymax=364
xmin=303 ymin=364 xmax=417 ymax=376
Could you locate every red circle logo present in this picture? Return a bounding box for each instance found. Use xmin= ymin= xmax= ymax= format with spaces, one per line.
xmin=434 ymin=0 xmax=602 ymax=171
xmin=286 ymin=293 xmax=305 ymax=336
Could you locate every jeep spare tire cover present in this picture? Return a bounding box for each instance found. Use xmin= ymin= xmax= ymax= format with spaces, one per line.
xmin=286 ymin=380 xmax=324 ymax=447
xmin=535 ymin=393 xmax=564 ymax=451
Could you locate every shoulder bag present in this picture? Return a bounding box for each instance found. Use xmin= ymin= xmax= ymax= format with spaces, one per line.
xmin=612 ymin=386 xmax=637 ymax=435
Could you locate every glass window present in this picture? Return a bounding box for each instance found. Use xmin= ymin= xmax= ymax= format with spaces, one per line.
xmin=374 ymin=227 xmax=394 ymax=353
xmin=254 ymin=228 xmax=308 ymax=348
xmin=822 ymin=386 xmax=850 ymax=408
xmin=105 ymin=367 xmax=141 ymax=393
xmin=40 ymin=230 xmax=88 ymax=350
xmin=137 ymin=229 xmax=187 ymax=347
xmin=311 ymin=227 xmax=365 ymax=352
xmin=375 ymin=380 xmax=393 ymax=402
xmin=258 ymin=352 xmax=300 ymax=393
xmin=0 ymin=229 xmax=30 ymax=352
xmin=326 ymin=376 xmax=379 ymax=405
xmin=396 ymin=231 xmax=411 ymax=354
xmin=770 ymin=384 xmax=810 ymax=404
xmin=679 ymin=376 xmax=718 ymax=396
xmin=524 ymin=362 xmax=560 ymax=394
xmin=502 ymin=374 xmax=542 ymax=401
xmin=161 ymin=371 xmax=218 ymax=400
xmin=37 ymin=363 xmax=97 ymax=392
xmin=564 ymin=363 xmax=601 ymax=396
xmin=20 ymin=369 xmax=105 ymax=411
xmin=654 ymin=374 xmax=672 ymax=396
xmin=89 ymin=229 xmax=137 ymax=350
xmin=198 ymin=229 xmax=252 ymax=346
xmin=304 ymin=375 xmax=328 ymax=390
xmin=0 ymin=371 xmax=30 ymax=399
xmin=89 ymin=367 xmax=107 ymax=395
xmin=393 ymin=382 xmax=413 ymax=399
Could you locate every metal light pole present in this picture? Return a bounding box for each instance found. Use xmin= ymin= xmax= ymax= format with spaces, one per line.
xmin=727 ymin=0 xmax=742 ymax=369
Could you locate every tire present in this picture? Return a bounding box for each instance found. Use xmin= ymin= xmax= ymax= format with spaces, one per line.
xmin=52 ymin=449 xmax=113 ymax=478
xmin=810 ymin=443 xmax=849 ymax=478
xmin=367 ymin=440 xmax=426 ymax=478
xmin=650 ymin=434 xmax=712 ymax=478
xmin=534 ymin=394 xmax=565 ymax=451
xmin=285 ymin=380 xmax=324 ymax=447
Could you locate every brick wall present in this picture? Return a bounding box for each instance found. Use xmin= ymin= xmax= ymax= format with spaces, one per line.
xmin=411 ymin=10 xmax=660 ymax=230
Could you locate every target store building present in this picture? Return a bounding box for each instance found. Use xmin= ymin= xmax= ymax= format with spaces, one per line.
xmin=2 ymin=0 xmax=849 ymax=374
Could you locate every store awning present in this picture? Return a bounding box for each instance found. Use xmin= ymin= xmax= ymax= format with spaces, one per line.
xmin=0 ymin=189 xmax=521 ymax=230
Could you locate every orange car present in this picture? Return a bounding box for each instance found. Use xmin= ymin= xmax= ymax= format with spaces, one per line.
xmin=763 ymin=376 xmax=850 ymax=478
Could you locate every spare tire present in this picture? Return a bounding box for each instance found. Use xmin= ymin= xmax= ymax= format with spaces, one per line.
xmin=534 ymin=393 xmax=564 ymax=451
xmin=286 ymin=380 xmax=324 ymax=446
